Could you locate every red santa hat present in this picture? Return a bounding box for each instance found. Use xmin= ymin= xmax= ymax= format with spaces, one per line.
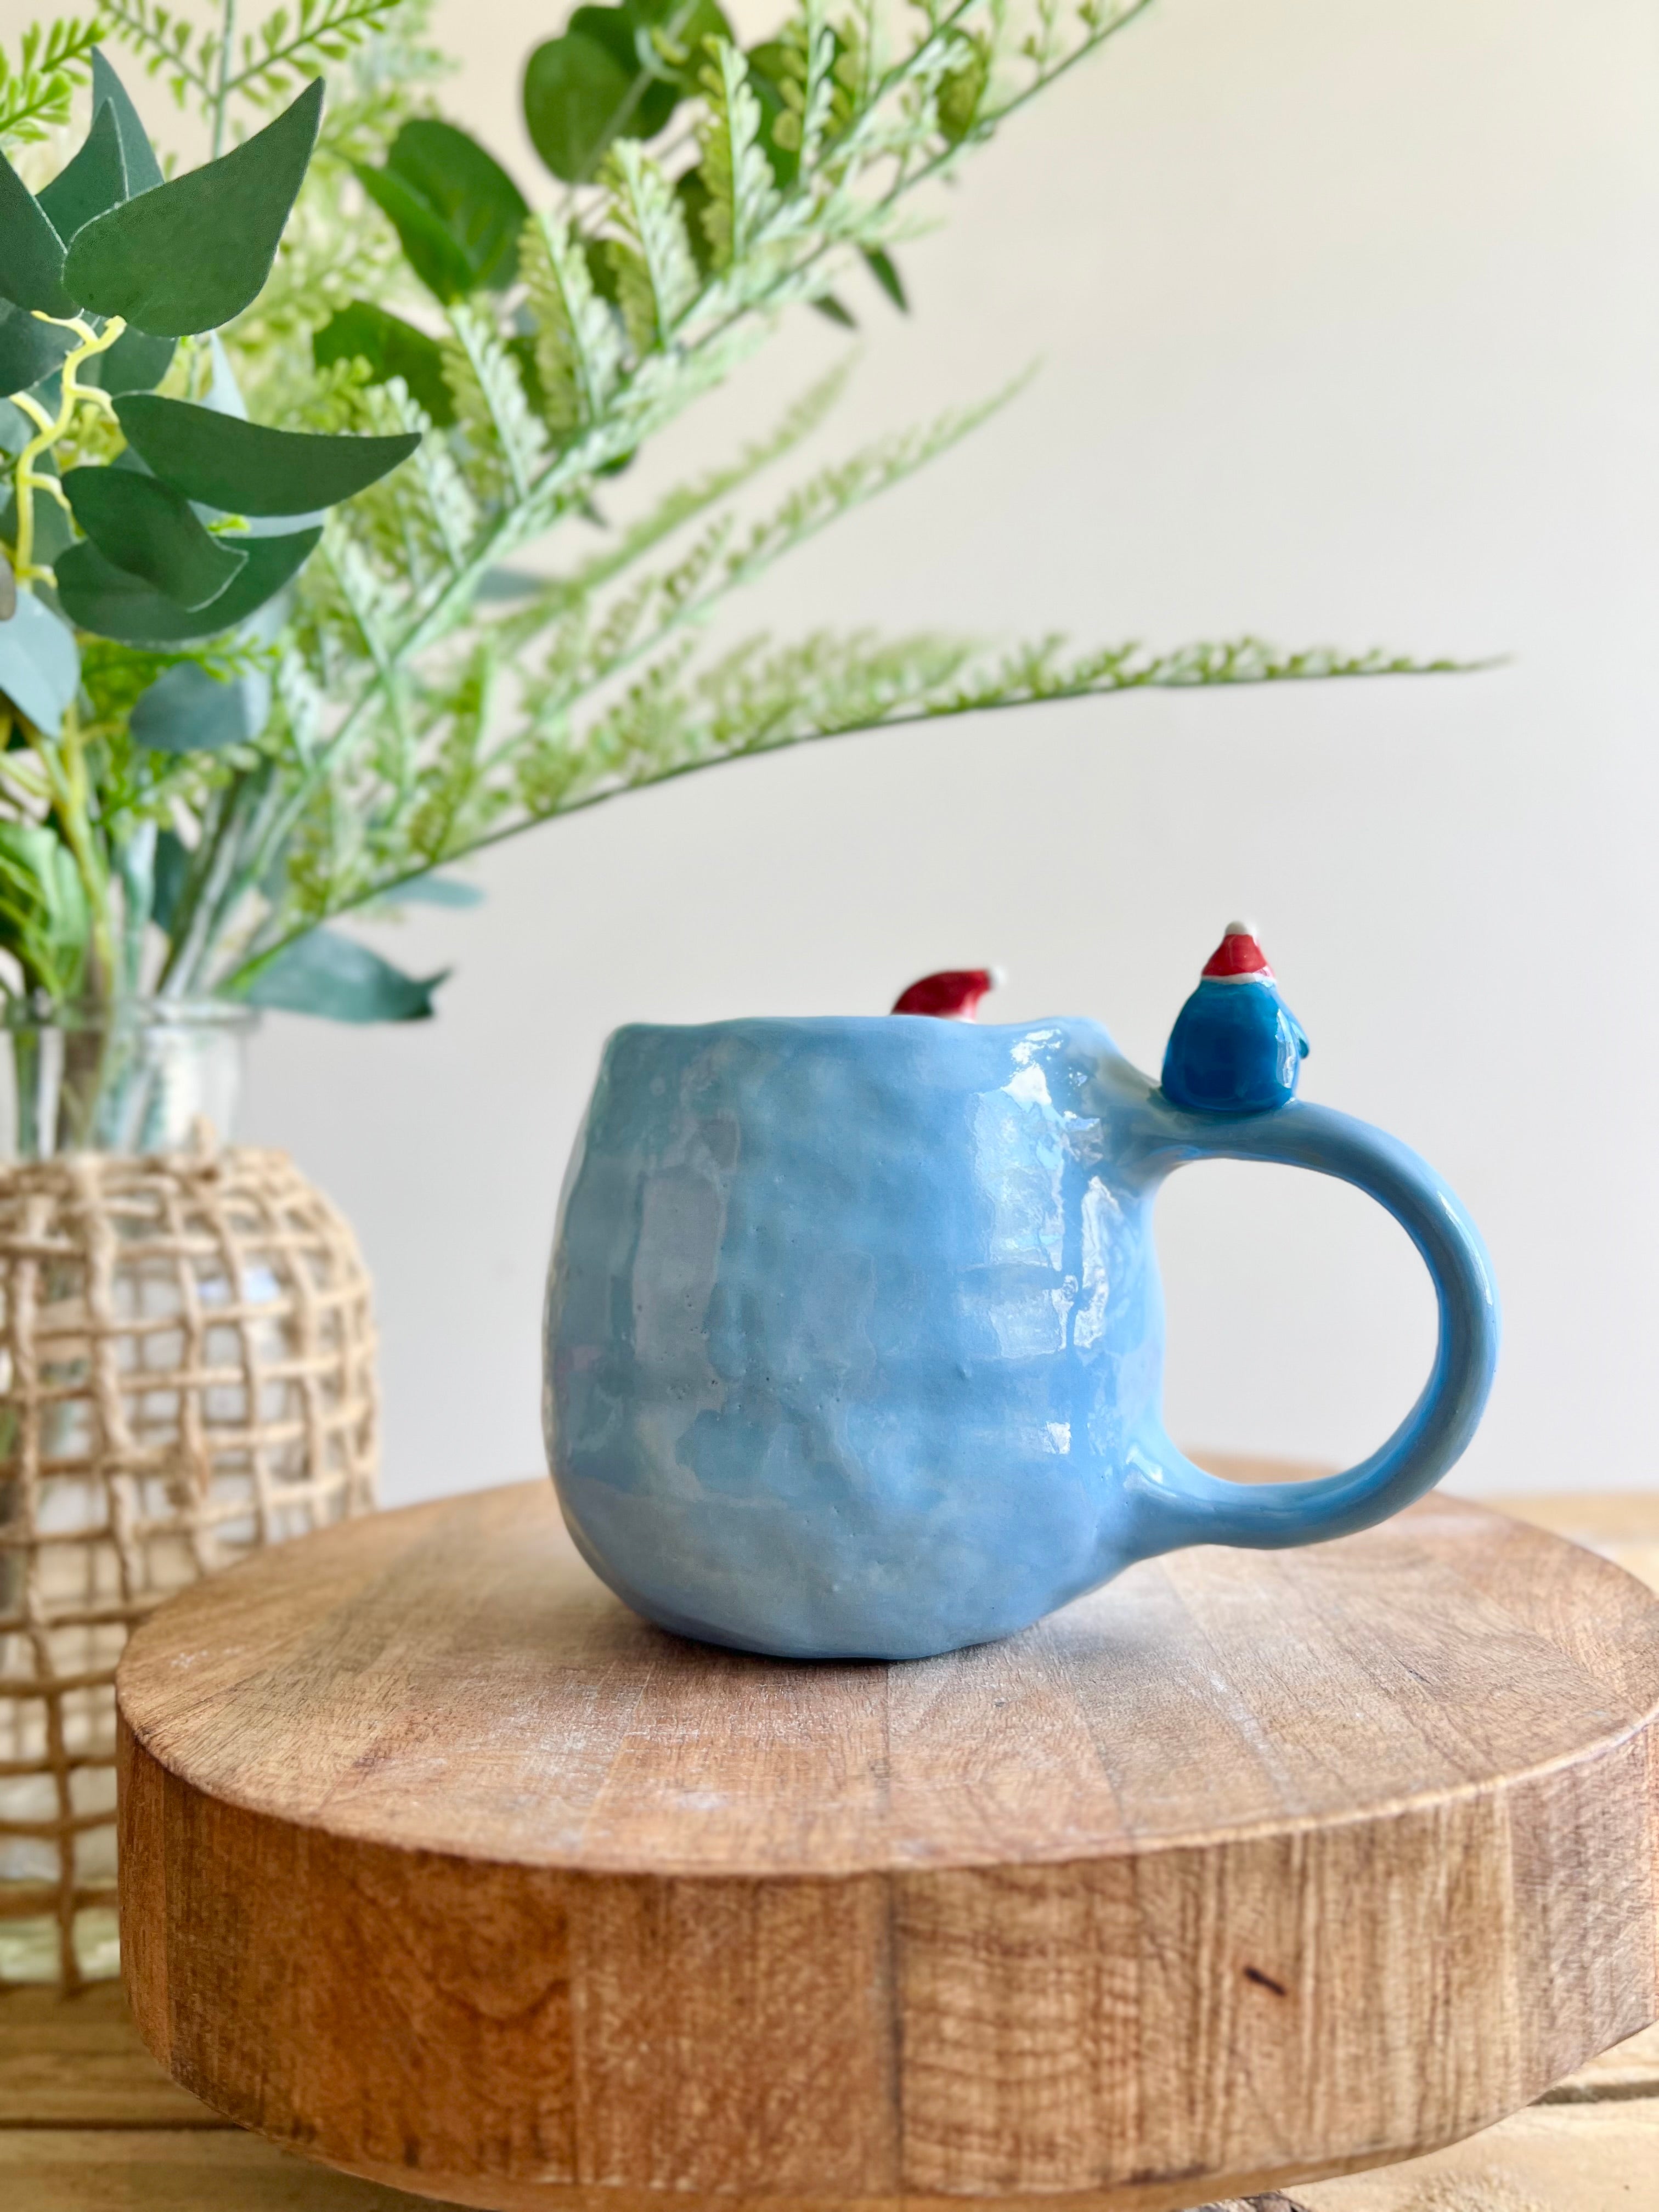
xmin=1200 ymin=920 xmax=1276 ymax=983
xmin=891 ymin=967 xmax=1005 ymax=1019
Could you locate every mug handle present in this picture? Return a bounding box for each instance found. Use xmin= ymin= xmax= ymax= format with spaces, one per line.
xmin=1124 ymin=1098 xmax=1500 ymax=1554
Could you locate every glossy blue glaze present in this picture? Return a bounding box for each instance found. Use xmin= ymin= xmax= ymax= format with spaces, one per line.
xmin=1162 ymin=976 xmax=1310 ymax=1113
xmin=544 ymin=1016 xmax=1499 ymax=1660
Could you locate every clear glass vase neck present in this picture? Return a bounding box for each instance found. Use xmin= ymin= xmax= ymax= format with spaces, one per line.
xmin=3 ymin=997 xmax=258 ymax=1160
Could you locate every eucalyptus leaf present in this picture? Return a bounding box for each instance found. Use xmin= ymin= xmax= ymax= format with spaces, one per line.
xmin=54 ymin=527 xmax=321 ymax=645
xmin=115 ymin=396 xmax=420 ymax=517
xmin=89 ymin=49 xmax=165 ymax=196
xmin=63 ymin=467 xmax=249 ymax=612
xmin=353 ymin=160 xmax=477 ymax=303
xmin=0 ymin=551 xmax=13 ymax=623
xmin=0 ymin=150 xmax=72 ymax=317
xmin=0 ymin=399 xmax=30 ymax=455
xmin=385 ymin=122 xmax=528 ymax=293
xmin=64 ymin=80 xmax=324 ymax=337
xmin=523 ymin=1 xmax=733 ymax=189
xmin=84 ymin=325 xmax=176 ymax=397
xmin=523 ymin=32 xmax=635 ymax=184
xmin=37 ymin=103 xmax=128 ymax=243
xmin=0 ymin=590 xmax=81 ymax=738
xmin=0 ymin=301 xmax=74 ymax=398
xmin=238 ymin=927 xmax=448 ymax=1022
xmin=579 ymin=0 xmax=731 ymax=111
xmin=568 ymin=4 xmax=678 ymax=132
xmin=130 ymin=661 xmax=272 ymax=752
xmin=355 ymin=122 xmax=528 ymax=301
xmin=314 ymin=301 xmax=456 ymax=426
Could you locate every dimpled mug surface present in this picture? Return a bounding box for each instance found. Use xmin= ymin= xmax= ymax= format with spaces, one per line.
xmin=544 ymin=1010 xmax=1498 ymax=1661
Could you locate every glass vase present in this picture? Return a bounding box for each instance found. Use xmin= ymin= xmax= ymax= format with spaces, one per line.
xmin=3 ymin=996 xmax=256 ymax=1160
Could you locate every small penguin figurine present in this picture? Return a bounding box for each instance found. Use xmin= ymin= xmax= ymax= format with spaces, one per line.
xmin=1160 ymin=921 xmax=1308 ymax=1114
xmin=891 ymin=967 xmax=1002 ymax=1019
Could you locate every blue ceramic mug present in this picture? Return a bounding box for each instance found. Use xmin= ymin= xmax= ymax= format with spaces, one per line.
xmin=545 ymin=958 xmax=1498 ymax=1661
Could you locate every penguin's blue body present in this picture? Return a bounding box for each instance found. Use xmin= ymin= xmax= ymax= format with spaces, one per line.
xmin=1161 ymin=929 xmax=1309 ymax=1115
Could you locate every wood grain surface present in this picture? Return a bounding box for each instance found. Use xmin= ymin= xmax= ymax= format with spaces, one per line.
xmin=114 ymin=1484 xmax=1659 ymax=2212
xmin=7 ymin=1869 xmax=1659 ymax=2208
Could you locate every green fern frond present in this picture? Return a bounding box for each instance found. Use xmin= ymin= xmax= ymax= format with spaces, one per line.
xmin=521 ymin=212 xmax=625 ymax=436
xmin=301 ymin=370 xmax=475 ymax=588
xmin=274 ymin=647 xmax=326 ymax=765
xmin=442 ymin=305 xmax=548 ymax=507
xmin=554 ymin=373 xmax=1035 ymax=691
xmin=422 ymin=627 xmax=1463 ymax=869
xmin=394 ymin=642 xmax=509 ymax=866
xmin=798 ymin=0 xmax=839 ymax=163
xmin=0 ymin=16 xmax=104 ymax=147
xmin=698 ymin=40 xmax=778 ymax=268
xmin=662 ymin=629 xmax=979 ymax=764
xmin=100 ymin=0 xmax=219 ymax=108
xmin=602 ymin=141 xmax=701 ymax=354
xmin=229 ymin=9 xmax=447 ymax=398
xmin=597 ymin=630 xmax=1462 ymax=810
xmin=230 ymin=0 xmax=408 ymax=108
xmin=917 ymin=634 xmax=1470 ymax=717
xmin=504 ymin=358 xmax=853 ymax=640
xmin=394 ymin=389 xmax=480 ymax=573
xmin=827 ymin=2 xmax=874 ymax=140
xmin=104 ymin=0 xmax=415 ymax=128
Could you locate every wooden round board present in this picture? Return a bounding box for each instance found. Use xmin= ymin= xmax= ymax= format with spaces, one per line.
xmin=116 ymin=1482 xmax=1659 ymax=2212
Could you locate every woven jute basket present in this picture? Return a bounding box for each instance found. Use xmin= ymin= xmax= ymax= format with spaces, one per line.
xmin=0 ymin=1141 xmax=377 ymax=1987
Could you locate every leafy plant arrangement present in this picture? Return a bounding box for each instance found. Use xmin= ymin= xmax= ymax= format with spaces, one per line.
xmin=0 ymin=0 xmax=1448 ymax=1128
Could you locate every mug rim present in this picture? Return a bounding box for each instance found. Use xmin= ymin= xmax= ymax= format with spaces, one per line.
xmin=604 ymin=1012 xmax=1111 ymax=1040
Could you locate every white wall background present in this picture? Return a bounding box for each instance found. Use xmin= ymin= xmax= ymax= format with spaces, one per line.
xmin=225 ymin=0 xmax=1656 ymax=1501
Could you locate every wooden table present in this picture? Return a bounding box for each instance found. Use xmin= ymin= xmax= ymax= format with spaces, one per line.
xmin=3 ymin=1489 xmax=1657 ymax=2212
